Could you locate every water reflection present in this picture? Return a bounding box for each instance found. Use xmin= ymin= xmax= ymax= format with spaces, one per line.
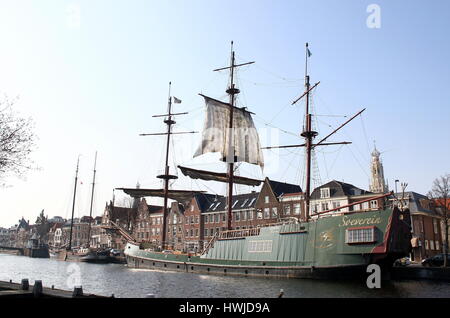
xmin=0 ymin=254 xmax=449 ymax=298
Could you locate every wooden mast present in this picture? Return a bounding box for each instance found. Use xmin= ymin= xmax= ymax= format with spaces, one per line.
xmin=261 ymin=42 xmax=365 ymax=221
xmin=213 ymin=41 xmax=255 ymax=230
xmin=68 ymin=155 xmax=80 ymax=251
xmin=87 ymin=151 xmax=97 ymax=248
xmin=302 ymin=42 xmax=316 ymax=221
xmin=140 ymin=83 xmax=195 ymax=250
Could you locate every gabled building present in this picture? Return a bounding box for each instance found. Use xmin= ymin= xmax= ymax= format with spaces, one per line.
xmin=102 ymin=201 xmax=138 ymax=250
xmin=166 ymin=202 xmax=186 ymax=251
xmin=183 ymin=193 xmax=216 ymax=253
xmin=257 ymin=178 xmax=304 ymax=222
xmin=132 ymin=198 xmax=163 ymax=248
xmin=202 ymin=191 xmax=260 ymax=242
xmin=310 ymin=180 xmax=383 ymax=217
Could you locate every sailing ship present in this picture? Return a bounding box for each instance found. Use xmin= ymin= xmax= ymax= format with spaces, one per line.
xmin=122 ymin=42 xmax=412 ymax=279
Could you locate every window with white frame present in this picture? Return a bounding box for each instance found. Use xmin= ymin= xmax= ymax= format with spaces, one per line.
xmin=264 ymin=208 xmax=270 ymax=219
xmin=425 ymin=240 xmax=429 ymax=250
xmin=293 ymin=203 xmax=301 ymax=215
xmin=257 ymin=210 xmax=263 ymax=219
xmin=284 ymin=204 xmax=291 ymax=215
xmin=272 ymin=207 xmax=278 ymax=218
xmin=430 ymin=240 xmax=435 ymax=250
xmin=433 ymin=219 xmax=438 ymax=234
xmin=370 ymin=200 xmax=378 ymax=209
xmin=264 ymin=196 xmax=269 ymax=204
xmin=346 ymin=227 xmax=376 ymax=244
xmin=320 ymin=188 xmax=330 ymax=199
xmin=435 ymin=240 xmax=440 ymax=251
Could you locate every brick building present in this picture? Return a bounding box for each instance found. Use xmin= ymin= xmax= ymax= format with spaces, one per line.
xmin=394 ymin=192 xmax=443 ymax=262
xmin=132 ymin=198 xmax=163 ymax=248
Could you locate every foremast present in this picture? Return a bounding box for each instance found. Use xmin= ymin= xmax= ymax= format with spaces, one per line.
xmin=140 ymin=83 xmax=195 ymax=249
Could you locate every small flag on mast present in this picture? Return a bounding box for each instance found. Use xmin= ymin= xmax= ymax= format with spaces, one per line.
xmin=173 ymin=96 xmax=182 ymax=104
xmin=306 ymin=43 xmax=312 ymax=57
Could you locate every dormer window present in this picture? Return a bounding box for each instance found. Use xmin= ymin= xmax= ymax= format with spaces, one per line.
xmin=320 ymin=188 xmax=330 ymax=199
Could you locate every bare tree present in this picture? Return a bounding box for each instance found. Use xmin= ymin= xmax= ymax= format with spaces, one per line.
xmin=0 ymin=95 xmax=37 ymax=182
xmin=428 ymin=174 xmax=449 ymax=267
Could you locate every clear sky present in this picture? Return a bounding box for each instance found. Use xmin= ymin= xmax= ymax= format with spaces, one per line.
xmin=0 ymin=0 xmax=449 ymax=227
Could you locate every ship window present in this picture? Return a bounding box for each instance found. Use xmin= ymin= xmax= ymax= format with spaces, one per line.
xmin=248 ymin=240 xmax=273 ymax=253
xmin=370 ymin=200 xmax=378 ymax=209
xmin=346 ymin=227 xmax=376 ymax=244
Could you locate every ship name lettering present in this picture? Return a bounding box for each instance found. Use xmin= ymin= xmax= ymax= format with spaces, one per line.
xmin=339 ymin=215 xmax=382 ymax=227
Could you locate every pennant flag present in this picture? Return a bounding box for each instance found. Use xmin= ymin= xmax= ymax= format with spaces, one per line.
xmin=173 ymin=96 xmax=182 ymax=104
xmin=307 ymin=47 xmax=312 ymax=57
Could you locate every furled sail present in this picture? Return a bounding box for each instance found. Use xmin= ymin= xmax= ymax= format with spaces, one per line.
xmin=178 ymin=165 xmax=262 ymax=186
xmin=116 ymin=188 xmax=205 ymax=202
xmin=194 ymin=95 xmax=264 ymax=168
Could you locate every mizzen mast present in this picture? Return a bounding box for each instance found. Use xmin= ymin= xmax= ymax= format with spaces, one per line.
xmin=261 ymin=42 xmax=364 ymax=221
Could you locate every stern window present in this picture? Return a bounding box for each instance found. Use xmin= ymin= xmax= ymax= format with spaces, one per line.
xmin=346 ymin=226 xmax=376 ymax=244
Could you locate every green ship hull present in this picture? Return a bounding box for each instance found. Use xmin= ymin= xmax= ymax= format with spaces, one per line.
xmin=124 ymin=207 xmax=412 ymax=279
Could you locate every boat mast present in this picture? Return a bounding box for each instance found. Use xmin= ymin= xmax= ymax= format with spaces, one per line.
xmin=301 ymin=42 xmax=317 ymax=221
xmin=213 ymin=41 xmax=255 ymax=230
xmin=68 ymin=155 xmax=80 ymax=251
xmin=140 ymin=83 xmax=195 ymax=250
xmin=87 ymin=151 xmax=97 ymax=248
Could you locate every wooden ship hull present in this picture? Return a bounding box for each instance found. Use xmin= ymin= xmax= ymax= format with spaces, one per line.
xmin=124 ymin=207 xmax=412 ymax=279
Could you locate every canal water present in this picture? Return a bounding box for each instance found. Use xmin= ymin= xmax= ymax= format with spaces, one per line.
xmin=1 ymin=254 xmax=449 ymax=298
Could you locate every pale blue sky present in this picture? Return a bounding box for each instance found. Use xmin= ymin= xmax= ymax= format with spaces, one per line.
xmin=0 ymin=1 xmax=449 ymax=227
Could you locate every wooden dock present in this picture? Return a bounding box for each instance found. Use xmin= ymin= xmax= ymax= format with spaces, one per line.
xmin=0 ymin=279 xmax=111 ymax=298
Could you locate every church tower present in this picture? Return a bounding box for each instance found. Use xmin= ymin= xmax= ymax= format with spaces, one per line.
xmin=369 ymin=145 xmax=388 ymax=193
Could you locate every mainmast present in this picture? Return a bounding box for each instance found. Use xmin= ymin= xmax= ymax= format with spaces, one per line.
xmin=68 ymin=155 xmax=80 ymax=251
xmin=213 ymin=41 xmax=255 ymax=230
xmin=87 ymin=151 xmax=97 ymax=248
xmin=140 ymin=83 xmax=195 ymax=250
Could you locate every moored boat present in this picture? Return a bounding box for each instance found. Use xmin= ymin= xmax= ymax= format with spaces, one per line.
xmin=123 ymin=42 xmax=412 ymax=279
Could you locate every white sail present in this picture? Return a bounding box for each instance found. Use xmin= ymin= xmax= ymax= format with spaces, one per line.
xmin=194 ymin=95 xmax=264 ymax=168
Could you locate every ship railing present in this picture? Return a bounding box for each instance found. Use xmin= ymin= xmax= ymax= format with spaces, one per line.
xmin=217 ymin=227 xmax=261 ymax=240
